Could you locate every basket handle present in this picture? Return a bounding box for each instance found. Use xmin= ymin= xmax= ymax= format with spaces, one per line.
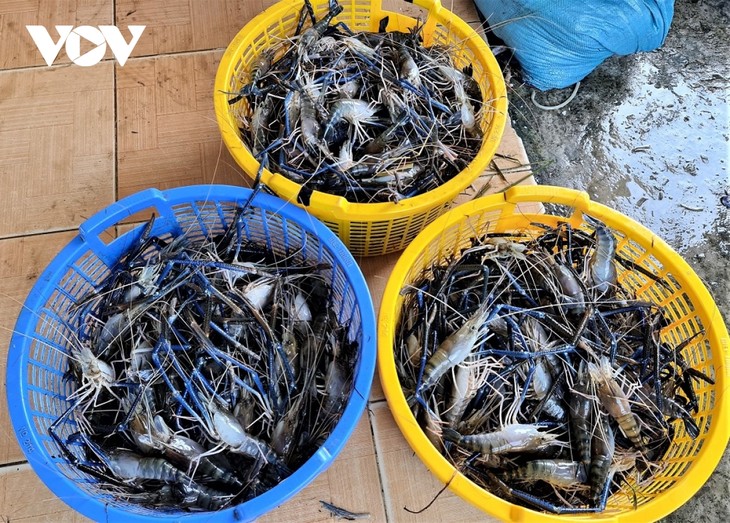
xmin=504 ymin=185 xmax=592 ymax=212
xmin=79 ymin=188 xmax=175 ymax=265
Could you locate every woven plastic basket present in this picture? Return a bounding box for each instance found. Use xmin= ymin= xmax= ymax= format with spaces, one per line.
xmin=214 ymin=0 xmax=507 ymax=256
xmin=6 ymin=185 xmax=377 ymax=523
xmin=378 ymin=185 xmax=729 ymax=522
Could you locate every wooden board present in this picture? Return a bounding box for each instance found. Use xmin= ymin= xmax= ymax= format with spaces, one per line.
xmin=0 ymin=1 xmax=536 ymax=521
xmin=369 ymin=401 xmax=498 ymax=523
xmin=0 ymin=64 xmax=114 ymax=237
xmin=259 ymin=415 xmax=387 ymax=523
xmin=0 ymin=232 xmax=77 ymax=465
xmin=0 ymin=0 xmax=112 ymax=69
xmin=115 ymin=0 xmax=281 ymax=58
xmin=0 ymin=464 xmax=86 ymax=523
xmin=116 ymin=50 xmax=247 ymax=201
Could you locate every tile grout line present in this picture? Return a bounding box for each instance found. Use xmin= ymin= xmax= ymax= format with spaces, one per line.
xmin=1 ymin=25 xmax=486 ymax=76
xmin=0 ymin=228 xmax=78 ymax=242
xmin=113 ymin=0 xmax=119 ymax=207
xmin=367 ymin=404 xmax=393 ymax=523
xmin=0 ymin=48 xmax=228 ymax=75
xmin=0 ymin=17 xmax=487 ymax=76
xmin=0 ymin=461 xmax=31 ymax=475
xmin=124 ymin=47 xmax=228 ymax=62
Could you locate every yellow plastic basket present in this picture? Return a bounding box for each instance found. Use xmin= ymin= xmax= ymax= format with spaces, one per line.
xmin=214 ymin=0 xmax=507 ymax=256
xmin=378 ymin=186 xmax=730 ymax=522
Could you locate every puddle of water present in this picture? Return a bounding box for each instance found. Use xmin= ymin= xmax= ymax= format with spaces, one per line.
xmin=605 ymin=60 xmax=729 ymax=249
xmin=511 ymin=46 xmax=728 ymax=253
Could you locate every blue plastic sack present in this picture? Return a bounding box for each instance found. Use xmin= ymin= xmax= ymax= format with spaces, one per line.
xmin=474 ymin=0 xmax=674 ymax=91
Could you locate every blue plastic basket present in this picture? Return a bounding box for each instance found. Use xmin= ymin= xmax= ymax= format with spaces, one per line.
xmin=5 ymin=185 xmax=377 ymax=522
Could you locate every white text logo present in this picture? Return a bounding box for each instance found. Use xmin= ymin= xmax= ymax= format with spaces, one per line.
xmin=26 ymin=25 xmax=145 ymax=67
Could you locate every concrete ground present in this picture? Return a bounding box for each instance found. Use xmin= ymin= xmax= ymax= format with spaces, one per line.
xmin=495 ymin=0 xmax=729 ymax=520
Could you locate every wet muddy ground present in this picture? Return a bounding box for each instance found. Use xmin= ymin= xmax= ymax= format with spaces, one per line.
xmin=500 ymin=0 xmax=729 ymax=520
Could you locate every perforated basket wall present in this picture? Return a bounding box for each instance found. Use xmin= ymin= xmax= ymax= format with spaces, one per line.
xmin=378 ymin=186 xmax=730 ymax=522
xmin=214 ymin=0 xmax=507 ymax=256
xmin=6 ymin=185 xmax=376 ymax=523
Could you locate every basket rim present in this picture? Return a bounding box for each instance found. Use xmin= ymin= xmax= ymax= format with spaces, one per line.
xmin=377 ymin=185 xmax=730 ymax=522
xmin=213 ymin=0 xmax=508 ymax=221
xmin=6 ymin=185 xmax=377 ymax=523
